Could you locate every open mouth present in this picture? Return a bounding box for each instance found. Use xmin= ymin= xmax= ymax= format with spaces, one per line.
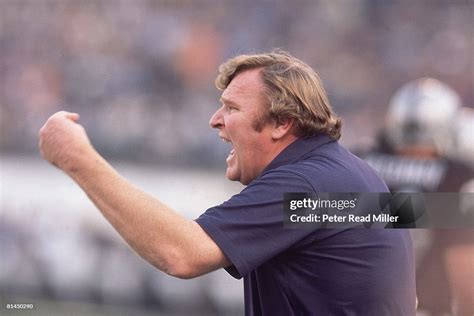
xmin=220 ymin=136 xmax=235 ymax=159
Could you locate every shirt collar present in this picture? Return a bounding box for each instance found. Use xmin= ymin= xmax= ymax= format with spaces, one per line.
xmin=262 ymin=134 xmax=335 ymax=173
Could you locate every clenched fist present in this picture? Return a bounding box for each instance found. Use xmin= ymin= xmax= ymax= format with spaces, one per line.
xmin=39 ymin=111 xmax=94 ymax=172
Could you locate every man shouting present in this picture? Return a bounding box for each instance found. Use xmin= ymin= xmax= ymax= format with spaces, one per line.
xmin=39 ymin=51 xmax=416 ymax=315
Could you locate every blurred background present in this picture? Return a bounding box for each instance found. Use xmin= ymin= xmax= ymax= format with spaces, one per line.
xmin=1 ymin=0 xmax=472 ymax=315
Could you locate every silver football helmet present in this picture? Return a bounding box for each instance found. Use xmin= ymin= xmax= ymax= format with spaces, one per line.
xmin=453 ymin=107 xmax=474 ymax=166
xmin=384 ymin=78 xmax=461 ymax=154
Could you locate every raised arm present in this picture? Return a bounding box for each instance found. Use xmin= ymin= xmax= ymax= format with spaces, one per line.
xmin=39 ymin=111 xmax=230 ymax=279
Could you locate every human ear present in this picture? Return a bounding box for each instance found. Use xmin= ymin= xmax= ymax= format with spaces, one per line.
xmin=271 ymin=118 xmax=294 ymax=140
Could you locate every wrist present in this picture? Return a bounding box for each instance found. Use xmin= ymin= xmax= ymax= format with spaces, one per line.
xmin=63 ymin=144 xmax=102 ymax=177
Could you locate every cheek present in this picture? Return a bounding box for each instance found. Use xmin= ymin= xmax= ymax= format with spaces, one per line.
xmin=224 ymin=116 xmax=239 ymax=129
xmin=236 ymin=142 xmax=257 ymax=171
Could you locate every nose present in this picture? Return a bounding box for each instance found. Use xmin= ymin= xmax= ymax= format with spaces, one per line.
xmin=209 ymin=106 xmax=224 ymax=129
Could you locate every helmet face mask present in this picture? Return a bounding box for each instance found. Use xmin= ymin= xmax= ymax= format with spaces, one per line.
xmin=384 ymin=78 xmax=461 ymax=155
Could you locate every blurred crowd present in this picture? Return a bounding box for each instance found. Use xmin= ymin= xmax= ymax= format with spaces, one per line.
xmin=1 ymin=0 xmax=472 ymax=165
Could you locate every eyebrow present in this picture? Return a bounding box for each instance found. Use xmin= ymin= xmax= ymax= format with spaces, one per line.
xmin=219 ymin=97 xmax=239 ymax=107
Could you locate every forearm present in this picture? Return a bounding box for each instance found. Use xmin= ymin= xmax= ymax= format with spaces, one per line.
xmin=65 ymin=149 xmax=203 ymax=277
xmin=39 ymin=111 xmax=228 ymax=278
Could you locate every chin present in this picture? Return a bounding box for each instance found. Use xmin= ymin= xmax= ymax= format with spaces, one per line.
xmin=226 ymin=170 xmax=240 ymax=182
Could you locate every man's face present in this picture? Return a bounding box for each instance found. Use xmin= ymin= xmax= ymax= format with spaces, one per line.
xmin=209 ymin=69 xmax=274 ymax=185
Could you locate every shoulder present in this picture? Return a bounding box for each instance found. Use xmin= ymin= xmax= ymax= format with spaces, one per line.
xmin=289 ymin=145 xmax=389 ymax=192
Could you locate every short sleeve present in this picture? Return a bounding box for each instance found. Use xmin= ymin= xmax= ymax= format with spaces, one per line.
xmin=195 ymin=169 xmax=316 ymax=279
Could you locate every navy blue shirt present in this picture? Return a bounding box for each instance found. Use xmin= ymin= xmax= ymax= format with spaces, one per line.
xmin=196 ymin=135 xmax=416 ymax=315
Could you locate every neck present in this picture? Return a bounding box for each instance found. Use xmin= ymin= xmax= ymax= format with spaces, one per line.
xmin=267 ymin=134 xmax=298 ymax=163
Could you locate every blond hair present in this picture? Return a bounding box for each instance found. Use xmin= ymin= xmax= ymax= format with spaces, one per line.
xmin=215 ymin=50 xmax=342 ymax=140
